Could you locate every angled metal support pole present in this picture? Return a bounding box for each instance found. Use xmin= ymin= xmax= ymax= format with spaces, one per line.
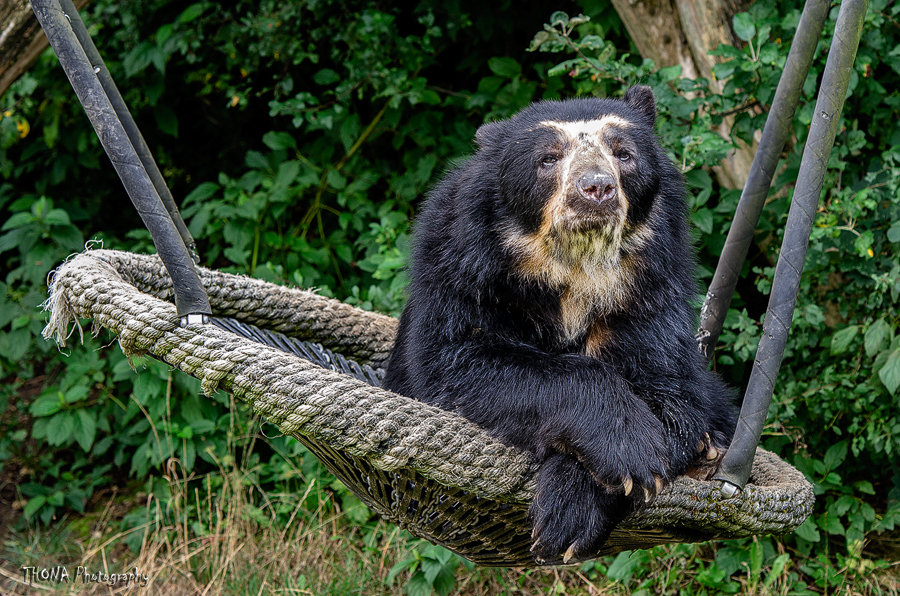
xmin=697 ymin=0 xmax=830 ymax=360
xmin=715 ymin=0 xmax=869 ymax=495
xmin=32 ymin=0 xmax=211 ymax=322
xmin=56 ymin=0 xmax=200 ymax=265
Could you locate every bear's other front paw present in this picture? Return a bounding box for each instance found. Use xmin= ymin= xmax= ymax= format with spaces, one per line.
xmin=529 ymin=454 xmax=632 ymax=565
xmin=684 ymin=432 xmax=728 ymax=481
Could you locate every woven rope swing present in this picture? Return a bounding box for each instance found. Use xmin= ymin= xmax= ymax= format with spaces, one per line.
xmin=32 ymin=0 xmax=868 ymax=568
xmin=43 ymin=250 xmax=813 ymax=566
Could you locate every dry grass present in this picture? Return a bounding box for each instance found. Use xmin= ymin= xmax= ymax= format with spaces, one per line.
xmin=0 ymin=458 xmax=609 ymax=596
xmin=2 ymin=476 xmax=897 ymax=596
xmin=0 ymin=437 xmax=403 ymax=595
xmin=0 ymin=414 xmax=896 ymax=596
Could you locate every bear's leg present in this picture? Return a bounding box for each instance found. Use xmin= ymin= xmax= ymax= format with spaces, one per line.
xmin=529 ymin=453 xmax=632 ymax=564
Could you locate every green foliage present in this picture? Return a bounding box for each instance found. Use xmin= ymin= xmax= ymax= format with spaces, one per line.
xmin=0 ymin=0 xmax=573 ymax=551
xmin=387 ymin=541 xmax=474 ymax=596
xmin=529 ymin=1 xmax=900 ymax=585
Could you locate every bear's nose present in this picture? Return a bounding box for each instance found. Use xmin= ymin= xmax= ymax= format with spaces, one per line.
xmin=577 ymin=174 xmax=617 ymax=203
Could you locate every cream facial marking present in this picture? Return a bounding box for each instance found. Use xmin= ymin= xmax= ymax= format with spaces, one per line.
xmin=537 ymin=116 xmax=633 ymax=263
xmin=538 ymin=116 xmax=632 ymax=139
xmin=539 ymin=116 xmax=632 ymax=196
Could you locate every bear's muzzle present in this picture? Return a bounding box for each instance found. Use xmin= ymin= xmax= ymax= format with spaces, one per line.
xmin=576 ymin=172 xmax=617 ymax=205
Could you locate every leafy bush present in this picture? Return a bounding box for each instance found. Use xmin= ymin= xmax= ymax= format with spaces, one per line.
xmin=0 ymin=0 xmax=586 ymax=540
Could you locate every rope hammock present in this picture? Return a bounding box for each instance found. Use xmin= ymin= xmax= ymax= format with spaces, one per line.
xmin=44 ymin=249 xmax=813 ymax=566
xmin=30 ymin=0 xmax=868 ymax=567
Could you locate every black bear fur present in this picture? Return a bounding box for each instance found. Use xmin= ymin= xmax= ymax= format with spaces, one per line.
xmin=383 ymin=86 xmax=737 ymax=564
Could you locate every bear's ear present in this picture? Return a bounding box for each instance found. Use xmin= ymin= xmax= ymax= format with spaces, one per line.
xmin=475 ymin=120 xmax=504 ymax=148
xmin=624 ymin=85 xmax=656 ymax=128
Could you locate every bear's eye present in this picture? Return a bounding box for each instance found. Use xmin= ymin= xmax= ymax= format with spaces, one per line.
xmin=616 ymin=151 xmax=632 ymax=162
xmin=540 ymin=155 xmax=559 ymax=167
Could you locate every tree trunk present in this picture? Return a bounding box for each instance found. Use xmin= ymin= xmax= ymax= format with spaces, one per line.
xmin=610 ymin=0 xmax=756 ymax=189
xmin=0 ymin=0 xmax=91 ymax=98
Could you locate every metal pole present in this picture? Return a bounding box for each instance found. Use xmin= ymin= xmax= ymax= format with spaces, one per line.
xmin=715 ymin=0 xmax=869 ymax=494
xmin=697 ymin=0 xmax=830 ymax=360
xmin=32 ymin=0 xmax=211 ymax=322
xmin=57 ymin=0 xmax=201 ymax=265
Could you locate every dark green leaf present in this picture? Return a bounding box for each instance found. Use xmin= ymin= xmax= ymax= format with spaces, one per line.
xmin=29 ymin=393 xmax=63 ymax=417
xmin=854 ymin=480 xmax=875 ymax=495
xmin=177 ymin=3 xmax=205 ymax=23
xmin=73 ymin=409 xmax=97 ymax=452
xmin=794 ymin=518 xmax=820 ymax=542
xmin=42 ymin=208 xmax=71 ymax=226
xmin=830 ymin=495 xmax=855 ymax=517
xmin=763 ymin=554 xmax=791 ymax=589
xmin=865 ymin=318 xmax=889 ymax=357
xmin=878 ymin=349 xmax=900 ymax=395
xmin=691 ymin=208 xmax=714 ymax=234
xmin=830 ymin=325 xmax=858 ymax=355
xmin=887 ymin=222 xmax=900 ymax=243
xmin=421 ymin=558 xmax=443 ymax=586
xmin=262 ymin=131 xmax=297 ymax=151
xmin=246 ymin=151 xmax=269 ymax=170
xmin=733 ymin=13 xmax=757 ymax=42
xmin=406 ymin=573 xmax=432 ymax=596
xmin=487 ymin=57 xmax=521 ymax=79
xmin=823 ymin=441 xmax=848 ymax=471
xmin=189 ymin=419 xmax=216 ymax=434
xmin=822 ymin=515 xmax=845 ymax=536
xmin=23 ymin=495 xmax=46 ymax=520
xmin=432 ymin=565 xmax=457 ymax=596
xmin=183 ymin=182 xmax=219 ymax=205
xmin=155 ymin=105 xmax=179 ymax=137
xmin=326 ymin=169 xmax=347 ymax=190
xmin=607 ymin=550 xmax=650 ymax=583
xmin=313 ymin=69 xmax=340 ymax=86
xmin=0 ymin=328 xmax=31 ymax=361
xmin=64 ymin=386 xmax=89 ymax=404
xmin=1 ymin=212 xmax=34 ymax=231
xmin=387 ymin=558 xmax=417 ymax=584
xmin=46 ymin=411 xmax=76 ymax=446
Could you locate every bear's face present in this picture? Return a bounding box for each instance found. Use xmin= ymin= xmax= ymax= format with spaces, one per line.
xmin=482 ymin=88 xmax=662 ymax=271
xmin=517 ymin=116 xmax=644 ymax=261
xmin=474 ymin=86 xmax=669 ymax=341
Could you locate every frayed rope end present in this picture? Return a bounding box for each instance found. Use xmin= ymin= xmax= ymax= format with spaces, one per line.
xmin=41 ymin=260 xmax=84 ymax=348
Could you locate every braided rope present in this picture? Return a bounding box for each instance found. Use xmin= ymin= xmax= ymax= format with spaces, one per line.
xmin=44 ymin=251 xmax=534 ymax=499
xmin=42 ymin=250 xmax=815 ymax=559
xmin=91 ymin=250 xmax=398 ymax=367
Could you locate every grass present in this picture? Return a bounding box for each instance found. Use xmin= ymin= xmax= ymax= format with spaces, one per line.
xmin=0 ymin=408 xmax=897 ymax=595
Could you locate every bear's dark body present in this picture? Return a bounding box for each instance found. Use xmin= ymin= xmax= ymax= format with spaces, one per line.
xmin=382 ymin=87 xmax=737 ymax=564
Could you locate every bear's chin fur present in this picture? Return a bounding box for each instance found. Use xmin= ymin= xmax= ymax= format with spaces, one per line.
xmin=539 ymin=191 xmax=630 ymax=266
xmin=547 ymin=226 xmax=624 ymax=268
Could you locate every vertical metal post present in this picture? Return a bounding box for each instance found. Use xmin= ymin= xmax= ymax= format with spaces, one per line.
xmin=715 ymin=0 xmax=869 ymax=494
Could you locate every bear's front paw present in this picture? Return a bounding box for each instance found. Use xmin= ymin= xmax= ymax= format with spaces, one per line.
xmin=562 ymin=413 xmax=671 ymax=503
xmin=684 ymin=432 xmax=728 ymax=481
xmin=529 ymin=454 xmax=631 ymax=565
xmin=592 ymin=443 xmax=669 ymax=503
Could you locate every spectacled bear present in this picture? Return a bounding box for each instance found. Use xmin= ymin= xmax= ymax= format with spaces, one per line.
xmin=382 ymin=86 xmax=737 ymax=565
